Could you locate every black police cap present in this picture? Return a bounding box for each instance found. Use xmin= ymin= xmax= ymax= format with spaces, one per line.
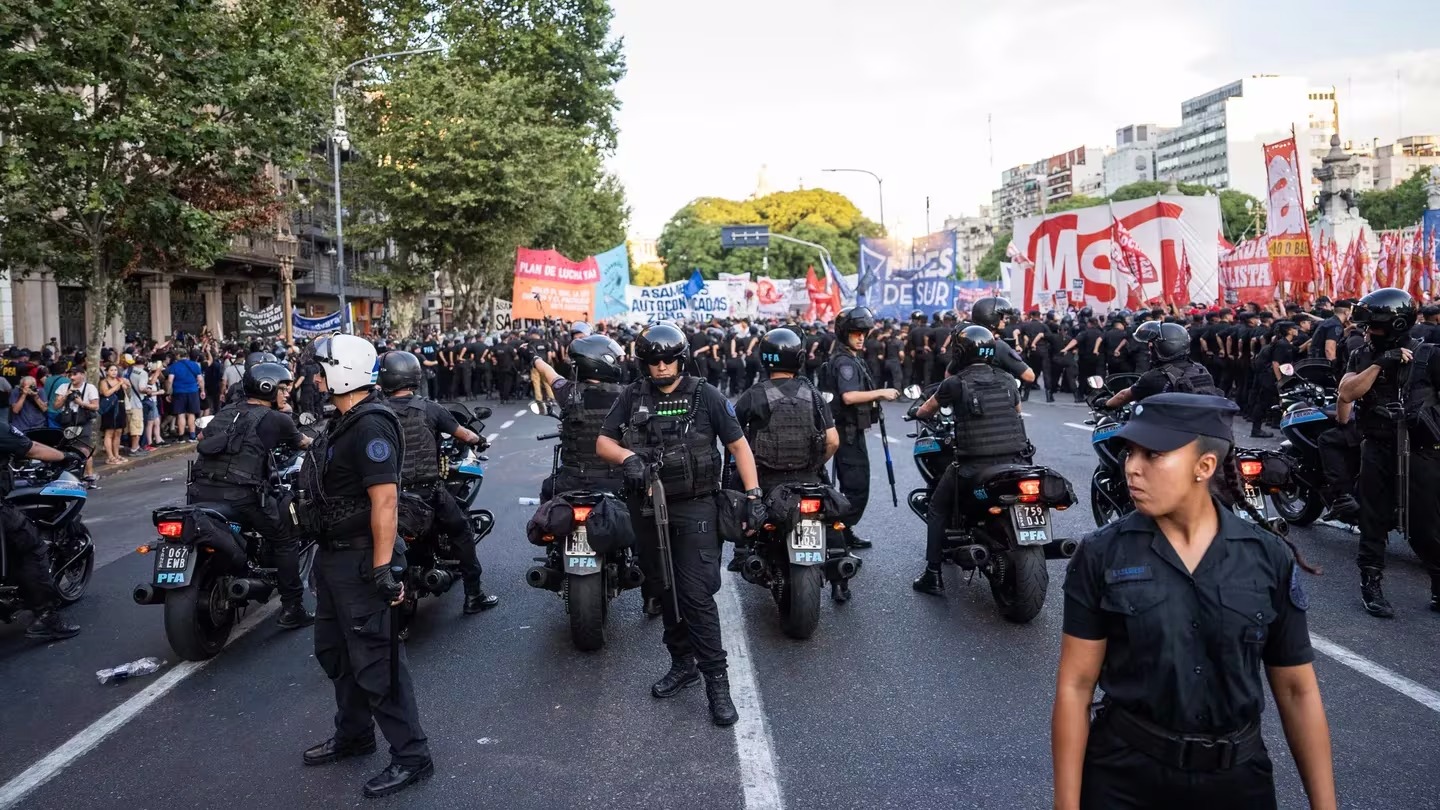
xmin=1115 ymin=393 xmax=1239 ymax=453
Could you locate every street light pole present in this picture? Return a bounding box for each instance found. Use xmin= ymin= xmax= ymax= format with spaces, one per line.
xmin=275 ymin=233 xmax=299 ymax=345
xmin=331 ymin=45 xmax=443 ymax=333
xmin=822 ymin=168 xmax=885 ymax=234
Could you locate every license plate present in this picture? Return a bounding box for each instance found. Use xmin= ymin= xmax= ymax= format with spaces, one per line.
xmin=913 ymin=437 xmax=941 ymax=455
xmin=1240 ymin=484 xmax=1268 ymax=522
xmin=1010 ymin=505 xmax=1050 ymax=545
xmin=153 ymin=545 xmax=193 ymax=586
xmin=564 ymin=527 xmax=599 ymax=574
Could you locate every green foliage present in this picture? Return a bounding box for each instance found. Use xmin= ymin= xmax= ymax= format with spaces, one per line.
xmin=1046 ymin=194 xmax=1103 ymax=214
xmin=0 ymin=0 xmax=335 ymax=367
xmin=655 ymin=189 xmax=882 ymax=281
xmin=976 ymin=232 xmax=1011 ymax=282
xmin=1108 ymin=180 xmax=1212 ymax=201
xmin=1358 ymin=169 xmax=1429 ymax=231
xmin=1105 ymin=182 xmax=1263 ymax=245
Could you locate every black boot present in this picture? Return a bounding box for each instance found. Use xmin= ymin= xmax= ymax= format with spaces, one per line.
xmin=1249 ymin=428 xmax=1274 ymax=439
xmin=1322 ymin=494 xmax=1359 ymax=524
xmin=276 ymin=603 xmax=315 ymax=629
xmin=845 ymin=530 xmax=873 ymax=550
xmin=643 ymin=596 xmax=663 ymax=618
xmin=1045 ymin=390 xmax=1055 ymax=403
xmin=25 ymin=608 xmax=79 ymax=640
xmin=361 ymin=760 xmax=434 ymax=798
xmin=705 ymin=673 xmax=739 ymax=727
xmin=1020 ymin=387 xmax=1030 ymax=402
xmin=1360 ymin=567 xmax=1395 ymax=618
xmin=912 ymin=566 xmax=944 ymax=597
xmin=463 ymin=585 xmax=499 ymax=614
xmin=303 ymin=735 xmax=377 ymax=766
xmin=830 ymin=578 xmax=851 ymax=603
xmin=726 ymin=549 xmax=749 ymax=573
xmin=652 ymin=657 xmax=700 ymax=698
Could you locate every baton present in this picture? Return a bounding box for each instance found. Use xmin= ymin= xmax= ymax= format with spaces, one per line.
xmin=877 ymin=406 xmax=899 ymax=507
xmin=649 ymin=471 xmax=682 ymax=619
xmin=389 ymin=602 xmax=400 ymax=697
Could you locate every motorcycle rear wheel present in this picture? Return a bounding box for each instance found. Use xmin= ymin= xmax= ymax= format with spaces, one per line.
xmin=163 ymin=558 xmax=236 ymax=661
xmin=989 ymin=547 xmax=1048 ymax=624
xmin=779 ymin=564 xmax=822 ymax=640
xmin=1270 ymin=484 xmax=1323 ymax=527
xmin=565 ymin=572 xmax=608 ymax=652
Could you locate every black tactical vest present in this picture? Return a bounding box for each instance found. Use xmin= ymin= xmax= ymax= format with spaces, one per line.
xmin=951 ymin=364 xmax=1029 ymax=458
xmin=621 ymin=376 xmax=722 ymax=499
xmin=748 ymin=378 xmax=825 ymax=473
xmin=1158 ymin=361 xmax=1220 ymax=397
xmin=298 ymin=397 xmax=404 ymax=539
xmin=191 ymin=403 xmax=270 ymax=489
xmin=560 ymin=381 xmax=624 ymax=478
xmin=820 ymin=351 xmax=875 ymax=429
xmin=389 ymin=396 xmax=440 ymax=487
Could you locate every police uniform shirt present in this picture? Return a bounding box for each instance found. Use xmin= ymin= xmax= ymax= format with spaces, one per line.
xmin=1263 ymin=337 xmax=1296 ymax=385
xmin=1076 ymin=327 xmax=1103 ymax=357
xmin=420 ymin=341 xmax=439 ymax=365
xmin=492 ymin=341 xmax=516 ymax=369
xmin=862 ymin=336 xmax=881 ymax=363
xmin=1019 ymin=320 xmax=1048 ymax=352
xmin=688 ymin=330 xmax=712 ymax=359
xmin=0 ymin=423 xmax=33 ymax=459
xmin=1345 ymin=338 xmax=1440 ymax=439
xmin=324 ymin=409 xmax=403 ymax=501
xmin=598 ymin=378 xmax=745 ymax=448
xmin=882 ymin=335 xmax=904 ymax=361
xmin=1062 ymin=506 xmax=1313 ymax=733
xmin=1311 ymin=317 xmax=1343 ymax=358
xmin=1100 ymin=326 xmax=1128 ymax=358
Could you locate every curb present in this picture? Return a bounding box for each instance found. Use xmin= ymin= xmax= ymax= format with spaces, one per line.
xmin=95 ymin=443 xmax=195 ymax=479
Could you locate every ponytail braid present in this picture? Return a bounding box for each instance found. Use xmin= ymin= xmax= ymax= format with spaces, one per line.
xmin=1213 ymin=446 xmax=1322 ymax=575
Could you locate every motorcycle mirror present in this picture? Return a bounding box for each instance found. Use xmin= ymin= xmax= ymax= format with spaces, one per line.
xmin=528 ymin=401 xmax=543 ymax=416
xmin=298 ymin=412 xmax=317 ymax=426
xmin=473 ymin=406 xmax=493 ymax=420
xmin=902 ymin=384 xmax=922 ymax=400
xmin=821 ymin=391 xmax=835 ymax=403
xmin=939 ymin=406 xmax=953 ymax=417
xmin=63 ymin=425 xmax=83 ymax=440
xmin=1086 ymin=375 xmax=1105 ymax=390
xmin=1278 ymin=363 xmax=1295 ymax=377
xmin=196 ymin=415 xmax=215 ymax=431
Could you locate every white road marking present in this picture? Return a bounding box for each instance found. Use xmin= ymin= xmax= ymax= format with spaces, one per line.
xmin=1311 ymin=634 xmax=1440 ymax=714
xmin=486 ymin=433 xmax=499 ymax=445
xmin=716 ymin=575 xmax=784 ymax=810
xmin=1064 ymin=422 xmax=1093 ymax=431
xmin=0 ymin=601 xmax=281 ymax=810
xmin=513 ymin=409 xmax=526 ymax=418
xmin=500 ymin=420 xmax=514 ymax=430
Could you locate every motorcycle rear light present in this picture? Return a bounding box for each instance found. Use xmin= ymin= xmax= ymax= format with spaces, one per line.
xmin=571 ymin=506 xmax=592 ymax=523
xmin=136 ymin=545 xmax=151 ymax=555
xmin=1018 ymin=478 xmax=1041 ymax=504
xmin=1239 ymin=460 xmax=1263 ymax=478
xmin=157 ymin=521 xmax=183 ymax=538
xmin=799 ymin=498 xmax=822 ymax=514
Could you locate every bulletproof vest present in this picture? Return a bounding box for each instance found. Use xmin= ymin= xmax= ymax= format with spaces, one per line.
xmin=951 ymin=365 xmax=1029 ymax=458
xmin=820 ymin=352 xmax=874 ymax=429
xmin=621 ymin=376 xmax=721 ymax=499
xmin=191 ymin=403 xmax=270 ymax=489
xmin=559 ymin=381 xmax=624 ymax=478
xmin=298 ymin=397 xmax=404 ymax=539
xmin=1158 ymin=361 xmax=1220 ymax=396
xmin=1404 ymin=343 xmax=1440 ymax=444
xmin=747 ymin=378 xmax=825 ymax=473
xmin=389 ymin=396 xmax=440 ymax=487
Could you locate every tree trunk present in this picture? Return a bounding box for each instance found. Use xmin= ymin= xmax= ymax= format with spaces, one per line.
xmin=390 ymin=294 xmax=418 ymax=338
xmin=85 ymin=251 xmax=112 ymax=385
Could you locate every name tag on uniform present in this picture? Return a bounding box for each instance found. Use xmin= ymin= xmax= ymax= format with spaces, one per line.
xmin=1104 ymin=565 xmax=1153 ymax=584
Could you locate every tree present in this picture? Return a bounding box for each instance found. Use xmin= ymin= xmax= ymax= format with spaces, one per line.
xmin=1108 ymin=181 xmax=1263 ymax=244
xmin=976 ymin=232 xmax=1011 ymax=282
xmin=0 ymin=0 xmax=334 ymax=372
xmin=1046 ymin=194 xmax=1103 ymax=214
xmin=1358 ymin=168 xmax=1429 ymax=231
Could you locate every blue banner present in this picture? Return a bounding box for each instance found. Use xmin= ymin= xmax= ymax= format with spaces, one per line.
xmin=592 ymin=243 xmax=630 ymax=321
xmin=293 ymin=310 xmax=342 ymax=337
xmin=858 ymin=231 xmax=960 ymax=320
xmin=1426 ymin=210 xmax=1440 ymax=286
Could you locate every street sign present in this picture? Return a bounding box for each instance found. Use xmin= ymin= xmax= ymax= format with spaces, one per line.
xmin=721 ymin=225 xmax=770 ymax=249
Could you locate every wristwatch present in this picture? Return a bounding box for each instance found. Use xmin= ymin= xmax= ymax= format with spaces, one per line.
xmin=745 ymin=488 xmax=762 ymax=499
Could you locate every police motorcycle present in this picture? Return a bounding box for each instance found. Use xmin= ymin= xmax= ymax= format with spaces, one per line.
xmin=527 ymin=399 xmax=644 ymax=651
xmin=1085 ymin=375 xmax=1282 ymax=528
xmin=0 ymin=426 xmax=96 ymax=623
xmin=900 ymin=388 xmax=1079 ymax=624
xmin=1267 ymin=361 xmax=1352 ymax=526
xmin=137 ymin=415 xmax=318 ymax=661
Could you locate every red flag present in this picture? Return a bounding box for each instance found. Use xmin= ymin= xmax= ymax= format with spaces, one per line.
xmin=1407 ymin=228 xmax=1425 ymax=300
xmin=1172 ymin=243 xmax=1193 ymax=306
xmin=803 ymin=266 xmax=820 ymax=321
xmin=805 ymin=265 xmax=839 ymax=323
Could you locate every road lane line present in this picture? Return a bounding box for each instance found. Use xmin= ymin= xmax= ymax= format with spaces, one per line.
xmin=1064 ymin=422 xmax=1093 ymax=431
xmin=0 ymin=601 xmax=280 ymax=810
xmin=513 ymin=409 xmax=526 ymax=418
xmin=716 ymin=576 xmax=784 ymax=810
xmin=486 ymin=433 xmax=499 ymax=445
xmin=500 ymin=420 xmax=514 ymax=430
xmin=1311 ymin=634 xmax=1440 ymax=714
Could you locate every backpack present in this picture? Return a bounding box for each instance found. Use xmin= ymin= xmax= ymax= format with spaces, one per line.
xmin=748 ymin=379 xmax=826 ymax=472
xmin=1159 ymin=362 xmax=1220 ymax=396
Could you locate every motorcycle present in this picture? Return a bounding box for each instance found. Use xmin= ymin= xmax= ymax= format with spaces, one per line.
xmin=0 ymin=426 xmax=96 ymax=624
xmin=525 ymin=400 xmax=644 ymax=651
xmin=137 ymin=415 xmax=318 ymax=661
xmin=1267 ymin=361 xmax=1352 ymax=526
xmin=901 ymin=387 xmax=1078 ymax=624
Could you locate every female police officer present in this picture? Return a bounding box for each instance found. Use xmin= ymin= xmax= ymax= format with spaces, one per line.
xmin=1052 ymin=393 xmax=1335 ymax=810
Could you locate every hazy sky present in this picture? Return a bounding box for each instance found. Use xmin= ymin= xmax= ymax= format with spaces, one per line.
xmin=606 ymin=0 xmax=1440 ymax=239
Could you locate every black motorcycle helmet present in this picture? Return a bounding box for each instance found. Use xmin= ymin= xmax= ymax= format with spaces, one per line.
xmin=245 ymin=351 xmax=278 ymax=369
xmin=1142 ymin=322 xmax=1191 ymax=363
xmin=834 ymin=307 xmax=876 ymax=339
xmin=910 ymin=309 xmax=926 ymax=322
xmin=951 ymin=325 xmax=997 ymax=368
xmin=569 ymin=334 xmax=624 ymax=383
xmin=634 ymin=323 xmax=690 ymax=385
xmin=758 ymin=328 xmax=804 ymax=373
xmin=242 ymin=361 xmax=293 ymax=402
xmin=1353 ymin=287 xmax=1417 ymax=350
xmin=377 ymin=350 xmax=424 ymax=394
xmin=970 ymin=297 xmax=1015 ymax=331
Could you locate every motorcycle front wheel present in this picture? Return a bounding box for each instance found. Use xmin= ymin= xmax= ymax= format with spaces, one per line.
xmin=989 ymin=547 xmax=1049 ymax=624
xmin=1090 ymin=472 xmax=1125 ymax=528
xmin=565 ymin=572 xmax=608 ymax=652
xmin=52 ymin=525 xmax=94 ymax=605
xmin=778 ymin=564 xmax=822 ymax=640
xmin=163 ymin=558 xmax=236 ymax=661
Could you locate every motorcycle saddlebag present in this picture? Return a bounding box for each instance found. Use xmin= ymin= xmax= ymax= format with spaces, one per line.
xmin=397 ymin=492 xmax=435 ymax=540
xmin=186 ymin=510 xmax=246 ymax=569
xmin=1255 ymin=450 xmax=1293 ymax=491
xmin=526 ymin=497 xmax=575 ymax=546
xmin=584 ymin=494 xmax=635 ymax=554
xmin=1040 ymin=470 xmax=1077 ymax=508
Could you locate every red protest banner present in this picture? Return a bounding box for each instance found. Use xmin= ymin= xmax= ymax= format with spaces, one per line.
xmin=1263 ymin=137 xmax=1316 ymax=291
xmin=511 ymin=247 xmax=600 ymax=321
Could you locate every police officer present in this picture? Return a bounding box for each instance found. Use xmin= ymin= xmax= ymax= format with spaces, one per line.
xmin=1019 ymin=309 xmax=1054 ymax=402
xmin=377 ymin=351 xmax=498 ymax=615
xmin=911 ymin=326 xmax=1032 ymax=595
xmin=732 ymin=328 xmax=848 ymax=598
xmin=1 ymin=425 xmax=83 ymax=640
xmin=967 ymin=297 xmax=1038 ymax=386
xmin=1053 ymin=393 xmax=1335 ymax=810
xmin=906 ymin=309 xmax=931 ymax=388
xmin=529 ymin=333 xmax=627 ymax=512
xmin=1103 ymin=322 xmax=1219 ymax=409
xmin=822 ymin=307 xmax=899 ymax=550
xmin=596 ymin=323 xmax=764 ymax=727
xmin=191 ymin=361 xmax=314 ymax=628
xmin=301 ymin=335 xmax=432 ymax=798
xmin=1338 ymin=287 xmax=1440 ymax=617
xmin=1249 ymin=320 xmax=1298 ymax=439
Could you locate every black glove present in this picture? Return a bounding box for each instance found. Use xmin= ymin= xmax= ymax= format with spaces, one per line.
xmin=370 ymin=564 xmax=404 ymax=604
xmin=744 ymin=494 xmax=768 ymax=535
xmin=1375 ymin=348 xmax=1406 ymax=375
xmin=61 ymin=451 xmax=86 ymax=469
xmin=621 ymin=454 xmax=648 ymax=491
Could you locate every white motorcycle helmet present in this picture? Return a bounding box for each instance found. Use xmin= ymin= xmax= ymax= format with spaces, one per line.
xmin=313 ymin=334 xmax=377 ymax=395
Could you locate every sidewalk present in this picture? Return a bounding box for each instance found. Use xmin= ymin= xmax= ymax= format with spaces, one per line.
xmin=94 ymin=441 xmax=195 ymax=479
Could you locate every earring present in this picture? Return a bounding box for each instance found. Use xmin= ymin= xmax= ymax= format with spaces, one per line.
xmin=1195 ymin=475 xmax=1203 ymax=482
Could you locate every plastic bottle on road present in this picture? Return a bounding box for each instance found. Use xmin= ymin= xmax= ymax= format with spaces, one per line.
xmin=517 ymin=497 xmax=540 ymax=506
xmin=96 ymin=657 xmax=165 ymax=685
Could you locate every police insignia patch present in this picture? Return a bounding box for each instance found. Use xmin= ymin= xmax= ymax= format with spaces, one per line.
xmin=725 ymin=400 xmax=736 ymax=417
xmin=839 ymin=363 xmax=857 ymax=381
xmin=1289 ymin=562 xmax=1309 ymax=611
xmin=366 ymin=439 xmax=393 ymax=463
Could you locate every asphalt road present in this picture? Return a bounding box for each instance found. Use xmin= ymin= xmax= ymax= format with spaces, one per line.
xmin=1 ymin=394 xmax=1438 ymax=809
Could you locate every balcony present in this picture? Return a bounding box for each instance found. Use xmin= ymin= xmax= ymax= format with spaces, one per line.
xmin=294 ymin=259 xmax=382 ymax=299
xmin=226 ymin=233 xmax=280 ymax=267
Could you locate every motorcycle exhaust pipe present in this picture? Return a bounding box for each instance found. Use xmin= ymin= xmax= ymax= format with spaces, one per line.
xmin=422 ymin=569 xmax=455 ymax=594
xmin=1044 ymin=538 xmax=1080 ymax=560
xmin=132 ymin=584 xmax=166 ymax=605
xmin=525 ymin=565 xmax=563 ymax=592
xmin=949 ymin=544 xmax=990 ymax=568
xmin=740 ymin=555 xmax=769 ymax=586
xmin=826 ymin=554 xmax=862 ymax=581
xmin=227 ymin=578 xmax=273 ymax=603
xmin=619 ymin=562 xmax=646 ymax=590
